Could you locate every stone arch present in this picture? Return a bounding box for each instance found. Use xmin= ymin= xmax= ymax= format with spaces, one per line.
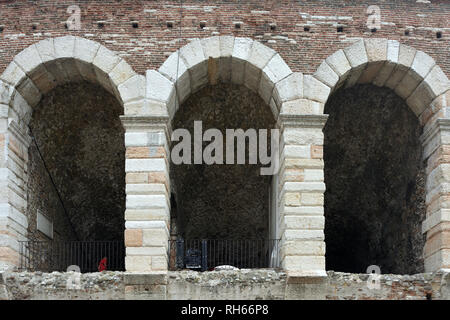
xmin=122 ymin=37 xmax=330 ymax=275
xmin=311 ymin=39 xmax=450 ymax=272
xmin=0 ymin=36 xmax=140 ymax=270
xmin=140 ymin=36 xmax=308 ymax=121
xmin=0 ymin=36 xmax=143 ymax=127
xmin=310 ymin=39 xmax=450 ymax=122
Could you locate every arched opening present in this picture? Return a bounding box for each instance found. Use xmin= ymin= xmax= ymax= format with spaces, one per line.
xmin=169 ymin=83 xmax=277 ymax=269
xmin=323 ymin=84 xmax=426 ymax=274
xmin=0 ymin=36 xmax=140 ymax=272
xmin=27 ymin=81 xmax=125 ymax=243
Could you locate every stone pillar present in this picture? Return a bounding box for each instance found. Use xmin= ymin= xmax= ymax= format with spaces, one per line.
xmin=277 ymin=114 xmax=328 ymax=278
xmin=0 ymin=118 xmax=30 ymax=271
xmin=422 ymin=117 xmax=450 ymax=272
xmin=121 ymin=115 xmax=171 ymax=273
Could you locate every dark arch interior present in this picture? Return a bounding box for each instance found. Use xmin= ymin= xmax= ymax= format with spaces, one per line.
xmin=169 ymin=83 xmax=276 ymax=269
xmin=27 ymin=81 xmax=125 ymax=243
xmin=323 ymin=84 xmax=426 ymax=275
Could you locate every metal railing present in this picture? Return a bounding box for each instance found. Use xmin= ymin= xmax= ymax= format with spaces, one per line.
xmin=19 ymin=241 xmax=125 ymax=273
xmin=168 ymin=239 xmax=280 ymax=271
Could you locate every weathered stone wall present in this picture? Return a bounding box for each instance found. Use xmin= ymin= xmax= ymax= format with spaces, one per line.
xmin=28 ymin=82 xmax=125 ymax=241
xmin=1 ymin=269 xmax=449 ymax=300
xmin=171 ymin=84 xmax=275 ymax=241
xmin=324 ymin=84 xmax=426 ymax=274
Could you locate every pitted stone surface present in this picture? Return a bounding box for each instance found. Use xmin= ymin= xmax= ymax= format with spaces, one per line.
xmin=28 ymin=82 xmax=125 ymax=242
xmin=324 ymin=84 xmax=426 ymax=274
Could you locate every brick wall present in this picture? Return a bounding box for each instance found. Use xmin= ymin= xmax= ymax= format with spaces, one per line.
xmin=0 ymin=0 xmax=447 ymax=78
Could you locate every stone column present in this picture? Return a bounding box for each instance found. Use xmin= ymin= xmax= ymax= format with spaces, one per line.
xmin=277 ymin=113 xmax=328 ymax=278
xmin=121 ymin=115 xmax=171 ymax=273
xmin=421 ymin=116 xmax=450 ymax=272
xmin=0 ymin=117 xmax=30 ymax=271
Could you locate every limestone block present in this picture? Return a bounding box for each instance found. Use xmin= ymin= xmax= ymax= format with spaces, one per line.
xmin=53 ymin=36 xmax=75 ymax=59
xmin=126 ymin=247 xmax=167 ymax=256
xmin=406 ymin=79 xmax=437 ymax=116
xmin=35 ymin=38 xmax=55 ymax=64
xmin=282 ymin=205 xmax=324 ymax=216
xmin=93 ymin=45 xmax=121 ymax=74
xmin=125 ymin=229 xmax=143 ymax=247
xmin=0 ymin=82 xmax=14 ymax=105
xmin=16 ymin=77 xmax=41 ymax=107
xmin=282 ymin=255 xmax=325 ymax=272
xmin=273 ymin=72 xmax=303 ymax=107
xmin=314 ymin=61 xmax=338 ymax=88
xmin=94 ymin=67 xmax=114 ymax=96
xmin=0 ymin=62 xmax=26 ymax=87
xmin=74 ymin=36 xmax=100 ymax=63
xmin=118 ymin=74 xmax=145 ymax=104
xmin=344 ymin=68 xmax=364 ymax=88
xmin=126 ymin=195 xmax=168 ymax=210
xmin=218 ymin=36 xmax=235 ymax=83
xmin=373 ymin=40 xmax=400 ymax=87
xmin=364 ymin=38 xmax=387 ymax=62
xmin=179 ymin=39 xmax=207 ymax=93
xmin=269 ymin=97 xmax=278 ymax=118
xmin=300 ymin=193 xmax=324 ymax=206
xmin=279 ymin=99 xmax=323 ymax=115
xmin=284 ymin=192 xmax=301 ymax=206
xmin=282 ymin=128 xmax=324 ymax=145
xmin=282 ymin=145 xmax=311 ymax=159
xmin=303 ymin=169 xmax=324 ymax=182
xmin=125 ymin=132 xmax=166 ymax=147
xmin=13 ymin=45 xmax=43 ymax=76
xmin=424 ymin=248 xmax=450 ymax=272
xmin=303 ymin=75 xmax=331 ymax=103
xmin=282 ymin=181 xmax=326 ymax=193
xmin=423 ymin=65 xmax=450 ymax=99
xmin=142 ymin=229 xmax=169 ymax=247
xmin=158 ymin=50 xmax=190 ymax=104
xmin=385 ymin=44 xmax=416 ymax=89
xmin=145 ymin=70 xmax=175 ymax=116
xmin=125 ymin=255 xmax=152 ymax=272
xmin=126 ymin=184 xmax=167 ymax=196
xmin=11 ymin=91 xmax=31 ymax=124
xmin=201 ymin=36 xmax=220 ymax=59
xmin=125 ymin=159 xmax=167 ymax=172
xmin=282 ymin=230 xmax=324 ymax=241
xmin=259 ymin=54 xmax=292 ymax=104
xmin=245 ymin=41 xmax=276 ymax=92
xmin=395 ymin=50 xmax=436 ymax=99
xmin=357 ymin=62 xmax=385 ymax=84
xmin=75 ymin=60 xmax=98 ymax=84
xmin=151 ymin=255 xmax=168 ymax=271
xmin=231 ymin=37 xmax=253 ymax=84
xmin=422 ymin=209 xmax=450 ymax=234
xmin=125 ymin=208 xmax=169 ymax=222
xmin=283 ymin=215 xmax=324 ymax=230
xmin=281 ymin=240 xmax=325 ymax=256
xmin=109 ymin=59 xmax=136 ymax=87
xmin=343 ymin=39 xmax=368 ymax=69
xmin=411 ymin=50 xmax=436 ymax=81
xmin=285 ymin=158 xmax=324 ymax=170
xmin=325 ymin=49 xmax=351 ymax=78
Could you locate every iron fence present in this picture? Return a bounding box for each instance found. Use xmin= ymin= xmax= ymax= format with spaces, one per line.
xmin=19 ymin=240 xmax=125 ymax=273
xmin=168 ymin=239 xmax=280 ymax=271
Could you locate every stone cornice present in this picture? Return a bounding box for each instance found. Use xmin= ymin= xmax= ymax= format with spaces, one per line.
xmin=421 ymin=118 xmax=450 ymax=148
xmin=120 ymin=115 xmax=172 ymax=135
